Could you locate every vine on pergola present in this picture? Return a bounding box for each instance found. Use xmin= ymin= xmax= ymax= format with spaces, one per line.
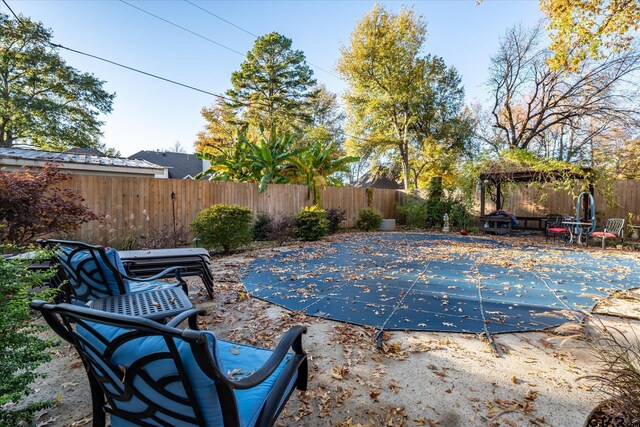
xmin=474 ymin=150 xmax=613 ymax=215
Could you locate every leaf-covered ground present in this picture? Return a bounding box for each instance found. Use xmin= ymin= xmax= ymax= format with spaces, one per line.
xmin=27 ymin=232 xmax=640 ymax=426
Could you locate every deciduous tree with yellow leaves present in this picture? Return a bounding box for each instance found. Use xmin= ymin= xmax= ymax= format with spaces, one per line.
xmin=541 ymin=0 xmax=640 ymax=71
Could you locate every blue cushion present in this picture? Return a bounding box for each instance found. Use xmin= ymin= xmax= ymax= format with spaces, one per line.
xmin=61 ymin=247 xmax=125 ymax=297
xmin=76 ymin=322 xmax=296 ymax=427
xmin=217 ymin=340 xmax=295 ymax=427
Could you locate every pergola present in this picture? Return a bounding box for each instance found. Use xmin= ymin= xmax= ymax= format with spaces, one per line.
xmin=478 ymin=164 xmax=595 ymax=230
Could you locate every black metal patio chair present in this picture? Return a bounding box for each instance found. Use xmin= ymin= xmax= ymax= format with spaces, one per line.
xmin=545 ymin=214 xmax=570 ymax=243
xmin=38 ymin=239 xmax=187 ymax=304
xmin=30 ymin=300 xmax=308 ymax=427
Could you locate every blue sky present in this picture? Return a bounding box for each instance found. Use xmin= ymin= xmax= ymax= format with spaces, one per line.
xmin=4 ymin=1 xmax=543 ymax=157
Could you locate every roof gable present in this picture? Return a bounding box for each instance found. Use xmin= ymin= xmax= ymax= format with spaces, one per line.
xmin=129 ymin=151 xmax=203 ymax=179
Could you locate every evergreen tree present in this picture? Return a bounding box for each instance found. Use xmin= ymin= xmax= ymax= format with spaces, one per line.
xmin=225 ymin=32 xmax=317 ymax=136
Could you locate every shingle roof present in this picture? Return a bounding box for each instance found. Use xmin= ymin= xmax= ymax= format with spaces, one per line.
xmin=0 ymin=147 xmax=164 ymax=169
xmin=353 ymin=171 xmax=403 ymax=189
xmin=128 ymin=151 xmax=203 ymax=179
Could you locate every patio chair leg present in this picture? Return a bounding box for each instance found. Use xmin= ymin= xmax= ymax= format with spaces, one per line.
xmin=88 ymin=374 xmax=106 ymax=427
xmin=296 ymin=357 xmax=308 ymax=391
xmin=602 ymin=236 xmax=606 ymax=249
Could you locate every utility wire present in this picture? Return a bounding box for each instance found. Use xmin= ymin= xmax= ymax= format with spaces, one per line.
xmin=3 ymin=0 xmax=374 ymax=144
xmin=182 ymin=0 xmax=343 ymax=80
xmin=51 ymin=43 xmax=231 ymax=101
xmin=2 ymin=0 xmax=21 ymax=23
xmin=119 ymin=0 xmax=246 ymax=57
xmin=184 ymin=0 xmax=258 ymax=38
xmin=2 ymin=0 xmax=229 ymax=100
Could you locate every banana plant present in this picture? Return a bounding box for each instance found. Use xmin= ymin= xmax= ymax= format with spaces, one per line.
xmin=290 ymin=141 xmax=359 ymax=204
xmin=195 ymin=135 xmax=255 ymax=181
xmin=247 ymin=133 xmax=303 ymax=192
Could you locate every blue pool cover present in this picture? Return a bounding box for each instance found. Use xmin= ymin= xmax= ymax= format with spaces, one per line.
xmin=242 ymin=233 xmax=640 ymax=335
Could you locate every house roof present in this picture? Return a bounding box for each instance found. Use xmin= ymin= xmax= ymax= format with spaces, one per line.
xmin=128 ymin=151 xmax=203 ymax=179
xmin=353 ymin=171 xmax=403 ymax=189
xmin=0 ymin=147 xmax=165 ymax=169
xmin=64 ymin=147 xmax=107 ymax=156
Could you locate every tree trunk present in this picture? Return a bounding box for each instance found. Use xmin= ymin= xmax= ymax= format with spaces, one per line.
xmin=0 ymin=119 xmax=12 ymax=148
xmin=401 ymin=147 xmax=410 ymax=190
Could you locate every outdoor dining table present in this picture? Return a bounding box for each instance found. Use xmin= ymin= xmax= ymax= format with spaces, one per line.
xmin=118 ymin=248 xmax=214 ymax=298
xmin=87 ymin=287 xmax=194 ymax=321
xmin=561 ymin=221 xmax=593 ymax=245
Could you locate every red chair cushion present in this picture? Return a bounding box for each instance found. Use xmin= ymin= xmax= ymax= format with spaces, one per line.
xmin=548 ymin=228 xmax=570 ymax=233
xmin=590 ymin=232 xmax=618 ymax=239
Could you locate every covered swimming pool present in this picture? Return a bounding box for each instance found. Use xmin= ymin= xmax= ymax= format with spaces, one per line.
xmin=242 ymin=233 xmax=640 ymax=338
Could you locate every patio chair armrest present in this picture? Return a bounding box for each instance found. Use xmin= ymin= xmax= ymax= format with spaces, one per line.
xmin=166 ymin=309 xmax=206 ymax=330
xmin=30 ymin=300 xmax=74 ymax=343
xmin=231 ymin=325 xmax=307 ymax=389
xmin=123 ymin=266 xmax=184 ymax=283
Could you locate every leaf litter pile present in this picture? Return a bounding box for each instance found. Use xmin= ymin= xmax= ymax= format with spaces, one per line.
xmin=243 ymin=233 xmax=640 ymax=335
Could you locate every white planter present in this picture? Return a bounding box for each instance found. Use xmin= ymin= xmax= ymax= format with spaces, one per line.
xmin=379 ymin=219 xmax=396 ymax=231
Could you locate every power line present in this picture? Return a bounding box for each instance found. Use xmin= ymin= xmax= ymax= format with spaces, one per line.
xmin=182 ymin=0 xmax=343 ymax=80
xmin=119 ymin=0 xmax=246 ymax=57
xmin=3 ymin=0 xmax=230 ymax=100
xmin=3 ymin=0 xmax=374 ymax=144
xmin=2 ymin=0 xmax=21 ymax=23
xmin=52 ymin=43 xmax=231 ymax=101
xmin=184 ymin=0 xmax=258 ymax=38
xmin=4 ymin=0 xmax=231 ymax=100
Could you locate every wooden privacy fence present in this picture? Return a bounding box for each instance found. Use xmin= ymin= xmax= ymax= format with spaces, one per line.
xmin=46 ymin=175 xmax=640 ymax=244
xmin=55 ymin=175 xmax=400 ymax=245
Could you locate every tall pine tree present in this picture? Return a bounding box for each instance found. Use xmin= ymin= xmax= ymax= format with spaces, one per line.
xmin=225 ymin=32 xmax=317 ymax=136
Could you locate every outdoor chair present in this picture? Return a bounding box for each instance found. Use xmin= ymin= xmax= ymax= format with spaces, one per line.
xmin=39 ymin=239 xmax=187 ymax=304
xmin=545 ymin=214 xmax=570 ymax=242
xmin=589 ymin=218 xmax=625 ymax=249
xmin=30 ymin=300 xmax=308 ymax=427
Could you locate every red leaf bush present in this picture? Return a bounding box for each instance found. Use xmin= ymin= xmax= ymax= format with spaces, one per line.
xmin=0 ymin=163 xmax=98 ymax=246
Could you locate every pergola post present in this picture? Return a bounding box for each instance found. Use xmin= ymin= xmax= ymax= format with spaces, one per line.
xmin=496 ymin=181 xmax=502 ymax=211
xmin=480 ymin=181 xmax=486 ymax=216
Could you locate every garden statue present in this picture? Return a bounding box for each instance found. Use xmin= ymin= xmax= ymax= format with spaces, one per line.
xmin=442 ymin=213 xmax=450 ymax=233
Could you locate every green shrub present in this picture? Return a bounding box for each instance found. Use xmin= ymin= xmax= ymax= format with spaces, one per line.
xmin=396 ymin=198 xmax=429 ymax=228
xmin=252 ymin=211 xmax=273 ymax=241
xmin=0 ymin=247 xmax=57 ymax=425
xmin=294 ymin=206 xmax=329 ymax=241
xmin=191 ymin=204 xmax=253 ymax=253
xmin=356 ymin=208 xmax=383 ymax=231
xmin=397 ymin=192 xmax=472 ymax=230
xmin=447 ymin=199 xmax=473 ymax=229
xmin=326 ymin=208 xmax=346 ymax=234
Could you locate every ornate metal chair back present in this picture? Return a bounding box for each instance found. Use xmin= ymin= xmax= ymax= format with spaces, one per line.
xmin=30 ymin=301 xmax=241 ymax=426
xmin=39 ymin=239 xmax=128 ymax=303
